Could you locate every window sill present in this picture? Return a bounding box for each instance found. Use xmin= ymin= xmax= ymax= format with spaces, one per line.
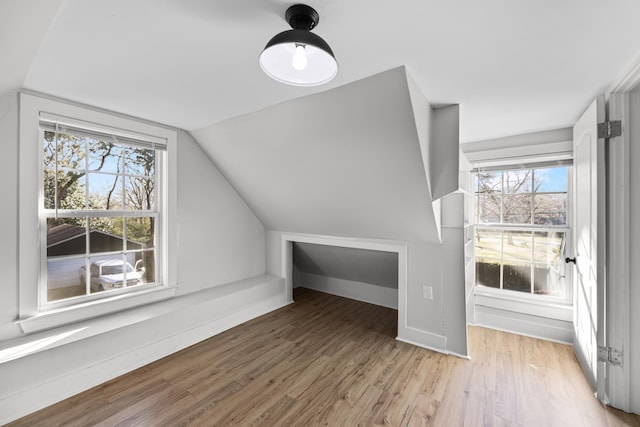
xmin=1 ymin=275 xmax=283 ymax=365
xmin=474 ymin=287 xmax=572 ymax=322
xmin=16 ymin=285 xmax=178 ymax=334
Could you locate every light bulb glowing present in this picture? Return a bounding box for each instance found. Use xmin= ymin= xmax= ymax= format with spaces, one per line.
xmin=292 ymin=45 xmax=307 ymax=71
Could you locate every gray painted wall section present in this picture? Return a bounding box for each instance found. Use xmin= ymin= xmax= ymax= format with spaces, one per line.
xmin=430 ymin=105 xmax=460 ymax=200
xmin=192 ymin=67 xmax=440 ymax=243
xmin=293 ymin=242 xmax=398 ymax=289
xmin=177 ymin=130 xmax=266 ymax=290
xmin=405 ymin=70 xmax=460 ymax=202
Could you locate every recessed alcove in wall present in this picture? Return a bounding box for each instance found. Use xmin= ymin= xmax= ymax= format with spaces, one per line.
xmin=280 ymin=234 xmax=409 ymax=341
xmin=292 ymin=242 xmax=399 ymax=309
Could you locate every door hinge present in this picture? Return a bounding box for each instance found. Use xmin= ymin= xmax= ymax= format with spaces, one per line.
xmin=597 ymin=120 xmax=622 ymax=139
xmin=598 ymin=345 xmax=623 ymax=366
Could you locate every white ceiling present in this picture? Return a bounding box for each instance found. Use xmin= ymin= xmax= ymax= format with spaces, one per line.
xmin=4 ymin=0 xmax=640 ymax=142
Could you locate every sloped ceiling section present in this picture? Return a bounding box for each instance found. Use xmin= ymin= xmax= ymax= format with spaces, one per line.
xmin=192 ymin=67 xmax=454 ymax=243
xmin=0 ymin=0 xmax=63 ymax=94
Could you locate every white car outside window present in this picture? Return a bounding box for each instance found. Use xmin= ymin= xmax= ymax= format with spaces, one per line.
xmin=80 ymin=259 xmax=145 ymax=292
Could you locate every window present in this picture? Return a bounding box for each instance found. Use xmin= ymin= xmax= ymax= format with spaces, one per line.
xmin=19 ymin=93 xmax=177 ymax=332
xmin=41 ymin=119 xmax=163 ymax=307
xmin=473 ymin=164 xmax=571 ymax=300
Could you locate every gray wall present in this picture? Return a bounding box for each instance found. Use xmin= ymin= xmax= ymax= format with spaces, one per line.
xmin=293 ymin=242 xmax=398 ymax=289
xmin=192 ymin=67 xmax=440 ymax=243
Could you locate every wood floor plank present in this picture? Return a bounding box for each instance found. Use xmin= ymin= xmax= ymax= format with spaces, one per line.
xmin=7 ymin=287 xmax=640 ymax=426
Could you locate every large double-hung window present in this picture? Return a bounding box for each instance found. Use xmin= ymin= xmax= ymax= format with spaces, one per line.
xmin=41 ymin=116 xmax=164 ymax=306
xmin=473 ymin=163 xmax=571 ymax=300
xmin=18 ymin=93 xmax=177 ymax=332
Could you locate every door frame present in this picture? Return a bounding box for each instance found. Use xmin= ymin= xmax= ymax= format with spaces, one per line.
xmin=602 ymin=60 xmax=640 ymax=412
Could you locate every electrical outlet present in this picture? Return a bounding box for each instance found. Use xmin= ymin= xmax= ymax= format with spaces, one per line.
xmin=422 ymin=285 xmax=433 ymax=300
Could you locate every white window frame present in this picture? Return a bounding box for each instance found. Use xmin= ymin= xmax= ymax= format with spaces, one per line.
xmin=18 ymin=92 xmax=178 ymax=333
xmin=472 ymin=162 xmax=573 ymax=305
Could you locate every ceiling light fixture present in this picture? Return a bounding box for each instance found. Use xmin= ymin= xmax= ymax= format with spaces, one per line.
xmin=259 ymin=4 xmax=338 ymax=87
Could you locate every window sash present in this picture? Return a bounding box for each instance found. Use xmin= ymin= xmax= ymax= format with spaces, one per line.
xmin=474 ymin=226 xmax=570 ymax=300
xmin=473 ymin=162 xmax=571 ymax=300
xmin=39 ymin=123 xmax=164 ymax=309
xmin=474 ymin=165 xmax=570 ymax=226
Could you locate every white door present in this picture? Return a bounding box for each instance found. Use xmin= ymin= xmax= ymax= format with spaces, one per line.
xmin=572 ymin=97 xmax=606 ymax=398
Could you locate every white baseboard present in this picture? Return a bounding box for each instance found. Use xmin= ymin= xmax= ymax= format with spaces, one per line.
xmin=298 ymin=272 xmax=398 ymax=309
xmin=396 ymin=326 xmax=447 ymax=354
xmin=475 ymin=305 xmax=573 ymax=344
xmin=0 ymin=283 xmax=289 ymax=425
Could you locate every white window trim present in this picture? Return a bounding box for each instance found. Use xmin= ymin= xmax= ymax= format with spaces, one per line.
xmin=18 ymin=92 xmax=178 ymax=333
xmin=474 ymin=286 xmax=572 ymax=322
xmin=472 ymin=162 xmax=573 ymax=299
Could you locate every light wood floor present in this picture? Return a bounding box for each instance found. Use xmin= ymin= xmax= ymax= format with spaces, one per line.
xmin=9 ymin=287 xmax=640 ymax=426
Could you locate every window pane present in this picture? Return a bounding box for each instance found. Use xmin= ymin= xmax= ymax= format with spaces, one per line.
xmin=533 ymin=193 xmax=567 ymax=225
xmin=533 ymin=263 xmax=564 ymax=297
xmin=47 ymin=218 xmax=87 ymax=256
xmin=475 ymin=229 xmax=501 ymax=288
xmin=88 ymin=140 xmax=121 ymax=173
xmin=125 ymin=146 xmax=155 ymax=177
xmin=126 ymin=217 xmax=155 ymax=248
xmin=88 ymin=217 xmax=124 ymax=254
xmin=47 ymin=257 xmax=87 ymax=302
xmin=478 ymin=195 xmax=501 ymax=223
xmin=503 ymin=262 xmax=531 ymax=293
xmin=88 ymin=255 xmax=125 ymax=293
xmin=88 ymin=173 xmax=123 ymax=209
xmin=133 ymin=249 xmax=155 ymax=284
xmin=475 ymin=229 xmax=501 ymax=260
xmin=46 ymin=217 xmax=88 ymax=302
xmin=533 ymin=231 xmax=564 ymax=264
xmin=534 ymin=167 xmax=568 ymax=193
xmin=503 ymin=170 xmax=532 ymax=193
xmin=44 ymin=170 xmax=87 ymax=210
xmin=502 ymin=194 xmax=532 ymax=224
xmin=86 ymin=254 xmax=146 ymax=293
xmin=477 ymin=171 xmax=501 ymax=193
xmin=533 ymin=232 xmax=569 ymax=298
xmin=476 ymin=261 xmax=500 ymax=288
xmin=125 ymin=176 xmax=155 ymax=210
xmin=43 ymin=131 xmax=86 ymax=171
xmin=502 ymin=231 xmax=532 ymax=262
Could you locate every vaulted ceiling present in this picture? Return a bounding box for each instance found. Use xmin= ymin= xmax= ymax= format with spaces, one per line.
xmin=3 ymin=0 xmax=640 ymax=143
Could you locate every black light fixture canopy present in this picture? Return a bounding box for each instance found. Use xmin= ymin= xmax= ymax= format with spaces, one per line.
xmin=259 ymin=4 xmax=338 ymax=86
